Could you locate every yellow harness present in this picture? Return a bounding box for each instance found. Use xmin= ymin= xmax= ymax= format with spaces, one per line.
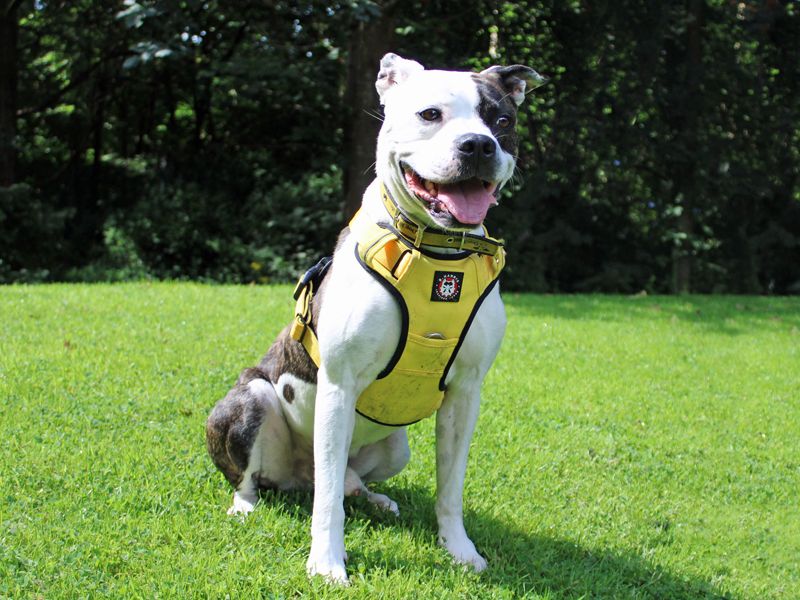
xmin=290 ymin=186 xmax=505 ymax=426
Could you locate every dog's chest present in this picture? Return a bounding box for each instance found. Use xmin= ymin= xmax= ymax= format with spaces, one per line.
xmin=349 ymin=218 xmax=504 ymax=426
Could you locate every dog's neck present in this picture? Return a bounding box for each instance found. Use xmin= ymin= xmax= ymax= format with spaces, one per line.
xmin=357 ymin=179 xmax=491 ymax=256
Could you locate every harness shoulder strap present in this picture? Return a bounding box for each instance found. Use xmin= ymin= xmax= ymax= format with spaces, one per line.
xmin=289 ymin=216 xmax=505 ymax=378
xmin=288 ymin=256 xmax=331 ymax=367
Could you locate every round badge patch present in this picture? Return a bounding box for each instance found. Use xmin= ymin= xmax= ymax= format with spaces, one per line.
xmin=431 ymin=271 xmax=464 ymax=302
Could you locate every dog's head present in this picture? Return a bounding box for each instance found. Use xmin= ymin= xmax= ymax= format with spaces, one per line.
xmin=375 ymin=53 xmax=546 ymax=231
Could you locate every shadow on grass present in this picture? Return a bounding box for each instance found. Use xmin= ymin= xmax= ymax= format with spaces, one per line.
xmin=260 ymin=484 xmax=731 ymax=599
xmin=503 ymin=293 xmax=800 ymax=335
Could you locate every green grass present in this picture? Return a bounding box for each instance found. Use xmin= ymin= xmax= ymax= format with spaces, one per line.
xmin=1 ymin=283 xmax=798 ymax=599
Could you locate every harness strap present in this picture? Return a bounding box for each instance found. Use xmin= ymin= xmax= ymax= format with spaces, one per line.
xmin=290 ymin=286 xmax=321 ymax=367
xmin=380 ymin=184 xmax=505 ymax=257
xmin=290 ymin=186 xmax=505 ymax=376
xmin=289 ymin=257 xmax=331 ymax=368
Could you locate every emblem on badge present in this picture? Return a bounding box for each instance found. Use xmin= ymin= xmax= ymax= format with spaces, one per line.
xmin=431 ymin=271 xmax=464 ymax=302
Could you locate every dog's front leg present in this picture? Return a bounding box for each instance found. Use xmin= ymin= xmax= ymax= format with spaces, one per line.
xmin=306 ymin=366 xmax=356 ymax=585
xmin=435 ymin=382 xmax=488 ymax=572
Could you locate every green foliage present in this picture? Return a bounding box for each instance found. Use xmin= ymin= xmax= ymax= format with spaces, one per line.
xmin=1 ymin=284 xmax=799 ymax=597
xmin=2 ymin=1 xmax=799 ymax=292
xmin=64 ymin=221 xmax=150 ymax=282
xmin=118 ymin=164 xmax=342 ymax=282
xmin=0 ymin=183 xmax=69 ymax=282
xmin=484 ymin=0 xmax=800 ymax=293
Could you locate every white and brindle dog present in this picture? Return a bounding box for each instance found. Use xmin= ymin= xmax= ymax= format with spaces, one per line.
xmin=206 ymin=53 xmax=545 ymax=584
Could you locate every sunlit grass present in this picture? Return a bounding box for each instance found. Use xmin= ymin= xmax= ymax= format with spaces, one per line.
xmin=1 ymin=284 xmax=797 ymax=598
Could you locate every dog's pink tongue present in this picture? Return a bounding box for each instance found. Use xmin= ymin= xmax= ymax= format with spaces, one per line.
xmin=437 ymin=179 xmax=495 ymax=225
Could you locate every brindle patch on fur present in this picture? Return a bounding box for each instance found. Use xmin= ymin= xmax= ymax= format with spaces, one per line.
xmin=236 ymin=366 xmax=270 ymax=386
xmin=471 ymin=73 xmax=520 ymax=157
xmin=206 ymin=382 xmax=268 ymax=487
xmin=283 ymin=383 xmax=295 ymax=403
xmin=206 ymin=224 xmax=348 ymax=488
xmin=255 ymin=474 xmax=278 ymax=490
xmin=259 ymin=326 xmax=319 ymax=384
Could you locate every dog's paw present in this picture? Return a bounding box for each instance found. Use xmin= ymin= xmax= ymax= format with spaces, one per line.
xmin=365 ymin=491 xmax=400 ymax=516
xmin=438 ymin=532 xmax=488 ymax=573
xmin=227 ymin=491 xmax=257 ymax=516
xmin=306 ymin=546 xmax=349 ymax=586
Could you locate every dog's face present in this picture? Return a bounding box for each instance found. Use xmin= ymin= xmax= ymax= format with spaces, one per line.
xmin=375 ymin=54 xmax=546 ymax=231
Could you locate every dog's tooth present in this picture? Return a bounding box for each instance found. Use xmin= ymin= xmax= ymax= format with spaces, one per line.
xmin=424 ymin=179 xmax=435 ymax=194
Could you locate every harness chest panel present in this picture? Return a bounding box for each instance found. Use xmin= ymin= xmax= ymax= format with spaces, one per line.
xmin=352 ymin=219 xmax=505 ymax=426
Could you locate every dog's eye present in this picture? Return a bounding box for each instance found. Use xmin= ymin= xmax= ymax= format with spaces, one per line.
xmin=496 ymin=115 xmax=512 ymax=129
xmin=418 ymin=108 xmax=442 ymax=122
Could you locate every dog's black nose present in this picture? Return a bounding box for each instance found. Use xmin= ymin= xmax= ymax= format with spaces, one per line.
xmin=456 ymin=134 xmax=496 ymax=158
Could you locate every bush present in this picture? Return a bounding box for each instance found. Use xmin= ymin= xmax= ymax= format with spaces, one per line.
xmin=114 ymin=165 xmax=343 ymax=283
xmin=0 ymin=184 xmax=70 ymax=283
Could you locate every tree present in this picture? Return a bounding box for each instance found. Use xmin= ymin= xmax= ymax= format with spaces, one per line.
xmin=0 ymin=0 xmax=21 ymax=187
xmin=2 ymin=0 xmax=798 ymax=292
xmin=342 ymin=1 xmax=397 ymax=218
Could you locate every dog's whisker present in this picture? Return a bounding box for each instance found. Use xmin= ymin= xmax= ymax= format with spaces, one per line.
xmin=363 ymin=108 xmax=385 ymax=122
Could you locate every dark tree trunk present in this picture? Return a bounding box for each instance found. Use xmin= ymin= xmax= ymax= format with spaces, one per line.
xmin=90 ymin=73 xmax=106 ymax=211
xmin=341 ymin=6 xmax=396 ymax=219
xmin=672 ymin=0 xmax=703 ymax=294
xmin=0 ymin=1 xmax=19 ymax=187
xmin=119 ymin=96 xmax=130 ymax=158
xmin=672 ymin=207 xmax=693 ymax=294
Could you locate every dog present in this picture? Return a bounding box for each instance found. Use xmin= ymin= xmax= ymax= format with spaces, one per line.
xmin=206 ymin=53 xmax=545 ymax=585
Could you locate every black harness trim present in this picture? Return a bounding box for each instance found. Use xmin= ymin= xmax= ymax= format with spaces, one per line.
xmin=438 ymin=277 xmax=500 ymax=392
xmin=353 ymin=244 xmax=410 ymax=381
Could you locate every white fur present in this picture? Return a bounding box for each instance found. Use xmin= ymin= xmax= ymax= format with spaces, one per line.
xmin=306 ymin=188 xmax=505 ymax=583
xmin=376 ymin=70 xmax=516 ymax=232
xmin=376 ymin=53 xmax=424 ymax=100
xmin=275 ymin=370 xmax=398 ymax=450
xmin=228 ymin=379 xmax=296 ymax=514
xmin=275 ymin=373 xmax=316 ymax=442
xmin=304 ymin=56 xmax=512 ymax=584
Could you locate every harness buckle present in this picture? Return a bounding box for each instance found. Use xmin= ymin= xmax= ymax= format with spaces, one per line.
xmin=290 ymin=312 xmax=308 ymax=343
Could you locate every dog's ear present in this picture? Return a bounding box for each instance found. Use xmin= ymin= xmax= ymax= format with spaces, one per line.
xmin=376 ymin=53 xmax=425 ymax=104
xmin=479 ymin=65 xmax=548 ymax=105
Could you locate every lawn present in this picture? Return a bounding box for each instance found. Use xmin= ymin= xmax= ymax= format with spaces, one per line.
xmin=1 ymin=283 xmax=798 ymax=599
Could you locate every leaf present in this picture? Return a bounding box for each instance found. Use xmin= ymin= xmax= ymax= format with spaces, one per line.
xmin=115 ymin=2 xmax=157 ymax=29
xmin=122 ymin=55 xmax=141 ymax=70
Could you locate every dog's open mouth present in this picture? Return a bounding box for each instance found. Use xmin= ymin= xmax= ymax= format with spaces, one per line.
xmin=401 ymin=165 xmax=498 ymax=226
